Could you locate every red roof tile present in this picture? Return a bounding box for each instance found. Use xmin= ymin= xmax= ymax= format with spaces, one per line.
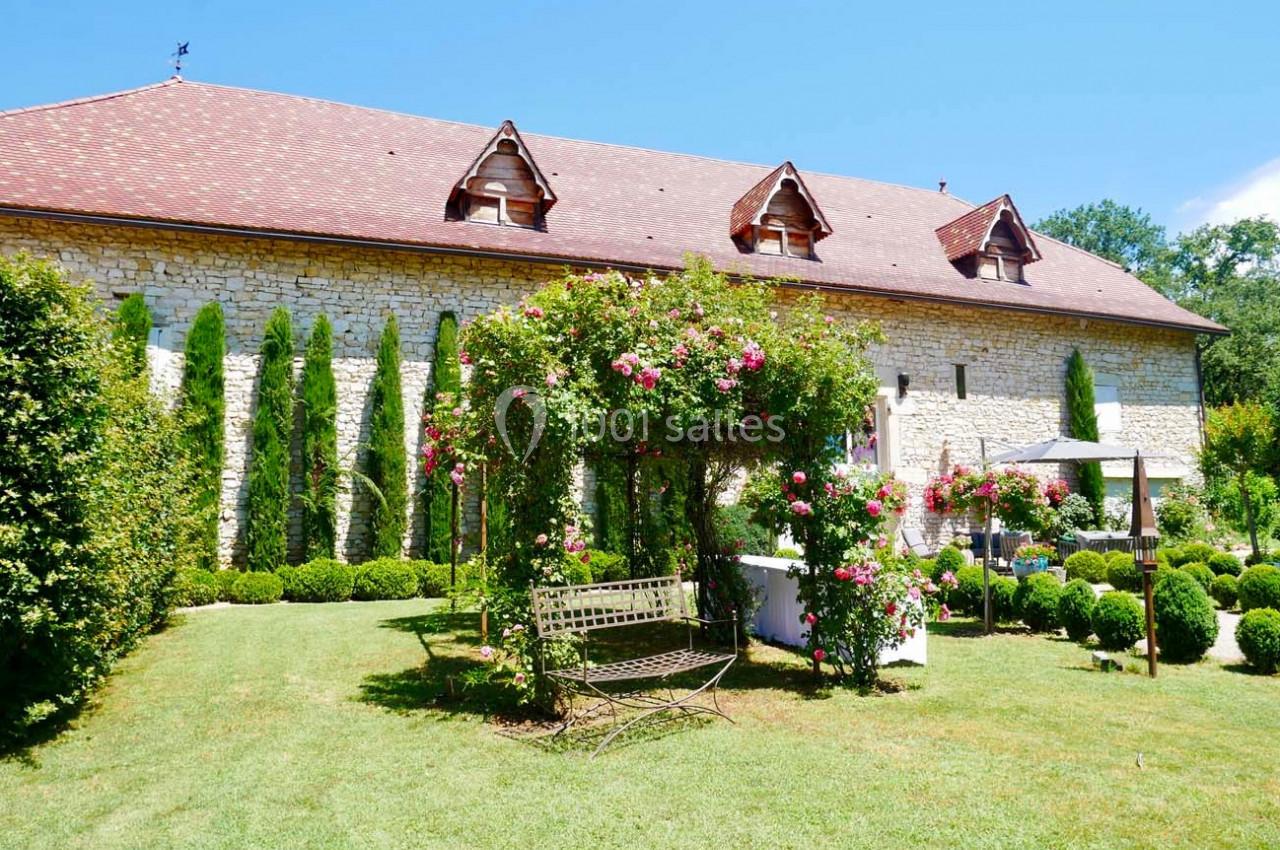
xmin=0 ymin=79 xmax=1224 ymax=334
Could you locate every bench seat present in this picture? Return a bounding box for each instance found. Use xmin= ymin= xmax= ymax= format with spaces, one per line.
xmin=548 ymin=648 xmax=735 ymax=684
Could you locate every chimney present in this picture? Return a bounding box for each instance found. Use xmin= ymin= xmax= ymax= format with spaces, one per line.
xmin=938 ymin=179 xmax=948 ymax=194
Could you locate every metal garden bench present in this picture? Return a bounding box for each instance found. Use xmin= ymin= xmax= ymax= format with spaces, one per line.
xmin=530 ymin=574 xmax=737 ymax=758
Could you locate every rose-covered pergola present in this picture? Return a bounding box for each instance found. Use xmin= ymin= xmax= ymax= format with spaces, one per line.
xmin=423 ymin=260 xmax=948 ymax=701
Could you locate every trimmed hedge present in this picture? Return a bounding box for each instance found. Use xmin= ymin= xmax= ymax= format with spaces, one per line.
xmin=1014 ymin=573 xmax=1062 ymax=632
xmin=935 ymin=547 xmax=966 ymax=578
xmin=171 ymin=569 xmax=219 ymax=607
xmin=1064 ymin=550 xmax=1107 ymax=583
xmin=563 ymin=556 xmax=594 ymax=586
xmin=417 ymin=560 xmax=473 ymax=597
xmin=353 ymin=558 xmax=419 ymax=600
xmin=1153 ymin=570 xmax=1219 ymax=662
xmin=1238 ymin=565 xmax=1280 ymax=613
xmin=284 ymin=558 xmax=355 ymax=602
xmin=1208 ymin=551 xmax=1242 ymax=577
xmin=1180 ymin=562 xmax=1214 ymax=592
xmin=1091 ymin=591 xmax=1145 ymax=651
xmin=588 ymin=550 xmax=628 ymax=583
xmin=1057 ymin=579 xmax=1096 ymax=642
xmin=1236 ymin=608 xmax=1280 ymax=674
xmin=1210 ymin=574 xmax=1239 ymax=610
xmin=230 ymin=571 xmax=284 ymax=605
xmin=1106 ymin=554 xmax=1142 ymax=592
xmin=215 ymin=569 xmax=239 ymax=602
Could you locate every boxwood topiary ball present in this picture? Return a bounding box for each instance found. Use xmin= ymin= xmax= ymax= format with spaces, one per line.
xmin=1236 ymin=608 xmax=1280 ymax=674
xmin=1180 ymin=562 xmax=1214 ymax=592
xmin=953 ymin=565 xmax=987 ymax=616
xmin=1015 ymin=572 xmax=1062 ymax=632
xmin=1064 ymin=550 xmax=1107 ymax=583
xmin=1178 ymin=542 xmax=1216 ymax=567
xmin=230 ymin=571 xmax=284 ymax=605
xmin=1238 ymin=565 xmax=1280 ymax=613
xmin=1210 ymin=573 xmax=1238 ymax=610
xmin=1091 ymin=591 xmax=1145 ymax=650
xmin=288 ymin=558 xmax=356 ymax=602
xmin=352 ymin=558 xmax=419 ymax=601
xmin=1106 ymin=556 xmax=1142 ymax=592
xmin=1208 ymin=551 xmax=1242 ymax=577
xmin=170 ymin=568 xmax=219 ymax=607
xmin=934 ymin=547 xmax=966 ymax=579
xmin=1153 ymin=570 xmax=1218 ymax=662
xmin=1057 ymin=579 xmax=1097 ymax=642
xmin=991 ymin=576 xmax=1019 ymax=623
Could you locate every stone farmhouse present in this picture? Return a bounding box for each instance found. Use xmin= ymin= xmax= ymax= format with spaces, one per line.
xmin=0 ymin=79 xmax=1225 ymax=563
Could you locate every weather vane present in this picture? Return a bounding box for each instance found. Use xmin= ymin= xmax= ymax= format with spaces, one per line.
xmin=170 ymin=41 xmax=189 ymax=77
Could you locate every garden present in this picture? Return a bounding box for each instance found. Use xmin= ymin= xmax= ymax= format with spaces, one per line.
xmin=3 ymin=254 xmax=1280 ymax=848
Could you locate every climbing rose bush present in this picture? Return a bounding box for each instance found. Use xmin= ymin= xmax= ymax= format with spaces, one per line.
xmin=923 ymin=465 xmax=1060 ymax=534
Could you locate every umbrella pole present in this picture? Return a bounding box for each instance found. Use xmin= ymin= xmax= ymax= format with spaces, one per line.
xmin=981 ymin=438 xmax=993 ymax=635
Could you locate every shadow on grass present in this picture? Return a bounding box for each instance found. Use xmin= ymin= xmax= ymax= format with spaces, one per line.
xmin=1221 ymin=662 xmax=1274 ymax=676
xmin=927 ymin=619 xmax=1028 ymax=639
xmin=501 ymin=711 xmax=716 ymax=757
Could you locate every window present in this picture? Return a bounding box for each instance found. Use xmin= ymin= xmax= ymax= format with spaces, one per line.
xmin=954 ymin=364 xmax=967 ymax=399
xmin=1095 ymin=384 xmax=1122 ymax=434
xmin=451 ymin=122 xmax=556 ymax=228
xmin=732 ymin=164 xmax=831 ymax=258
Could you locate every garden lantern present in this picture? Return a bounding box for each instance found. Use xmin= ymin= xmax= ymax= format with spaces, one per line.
xmin=1130 ymin=452 xmax=1159 ymax=677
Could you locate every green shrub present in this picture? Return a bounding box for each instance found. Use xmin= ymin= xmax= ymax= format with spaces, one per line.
xmin=1180 ymin=562 xmax=1214 ymax=592
xmin=300 ymin=316 xmax=338 ymax=560
xmin=276 ymin=565 xmax=298 ymax=596
xmin=417 ymin=560 xmax=473 ymax=597
xmin=367 ymin=316 xmax=407 ymax=558
xmin=1066 ymin=349 xmax=1104 ymax=525
xmin=1210 ymin=574 xmax=1238 ymax=609
xmin=563 ymin=556 xmax=594 ymax=586
xmin=1159 ymin=546 xmax=1185 ymax=567
xmin=953 ymin=566 xmax=987 ymax=616
xmin=1236 ymin=608 xmax=1280 ymax=674
xmin=424 ymin=311 xmax=460 ymax=563
xmin=715 ymin=503 xmax=774 ymax=556
xmin=215 ymin=569 xmax=240 ymax=601
xmin=773 ymin=547 xmax=801 ymax=560
xmin=1015 ymin=573 xmax=1063 ymax=632
xmin=935 ymin=546 xmax=966 ymax=578
xmin=245 ymin=307 xmax=293 ymax=572
xmin=1238 ymin=565 xmax=1280 ymax=612
xmin=286 ymin=558 xmax=355 ymax=602
xmin=1057 ymin=579 xmax=1096 ymax=642
xmin=353 ymin=558 xmax=419 ymax=600
xmin=171 ymin=569 xmax=219 ymax=607
xmin=1207 ymin=551 xmax=1242 ymax=576
xmin=1153 ymin=570 xmax=1219 ymax=662
xmin=990 ymin=576 xmax=1019 ymax=622
xmin=1064 ymin=550 xmax=1107 ymax=583
xmin=1106 ymin=553 xmax=1142 ymax=592
xmin=1053 ymin=492 xmax=1095 ymax=536
xmin=0 ymin=256 xmax=198 ymax=742
xmin=1178 ymin=542 xmax=1216 ymax=566
xmin=180 ymin=302 xmax=226 ymax=571
xmin=1091 ymin=592 xmax=1145 ymax=650
xmin=1245 ymin=549 xmax=1276 ymax=566
xmin=588 ymin=550 xmax=628 ymax=583
xmin=230 ymin=571 xmax=284 ymax=605
xmin=110 ymin=292 xmax=151 ymax=378
xmin=1155 ymin=484 xmax=1206 ymax=541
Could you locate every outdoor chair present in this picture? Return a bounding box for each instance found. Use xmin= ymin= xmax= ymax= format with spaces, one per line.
xmin=899 ymin=527 xmax=937 ymax=559
xmin=530 ymin=574 xmax=737 ymax=758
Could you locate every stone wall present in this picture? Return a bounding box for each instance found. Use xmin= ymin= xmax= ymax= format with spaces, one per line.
xmin=0 ymin=215 xmax=1203 ymax=558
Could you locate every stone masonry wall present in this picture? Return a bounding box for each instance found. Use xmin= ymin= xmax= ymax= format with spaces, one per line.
xmin=0 ymin=215 xmax=1203 ymax=558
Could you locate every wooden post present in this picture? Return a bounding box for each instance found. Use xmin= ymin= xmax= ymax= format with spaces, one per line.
xmin=479 ymin=463 xmax=488 ymax=643
xmin=1131 ymin=453 xmax=1159 ymax=677
xmin=449 ymin=482 xmax=459 ymax=612
xmin=980 ymin=437 xmax=993 ymax=635
xmin=1143 ymin=569 xmax=1157 ymax=677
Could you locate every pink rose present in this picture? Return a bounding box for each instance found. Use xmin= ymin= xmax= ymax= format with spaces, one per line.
xmin=545 ymin=373 xmax=558 ymax=387
xmin=939 ymin=604 xmax=951 ymax=622
xmin=813 ymin=648 xmax=826 ymax=662
xmin=637 ymin=365 xmax=661 ymax=390
xmin=726 ymin=357 xmax=743 ymax=375
xmin=479 ymin=645 xmax=494 ymax=660
xmin=715 ymin=378 xmax=737 ymax=393
xmin=513 ymin=672 xmax=526 ymax=685
xmin=866 ymin=499 xmax=882 ymax=517
xmin=535 ymin=534 xmax=548 ymax=547
xmin=792 ymin=471 xmax=807 ymax=485
xmin=805 ymin=612 xmax=817 ymax=625
xmin=450 ymin=470 xmax=465 ymax=486
xmin=791 ymin=500 xmax=812 ymax=516
xmin=885 ymin=601 xmax=897 ymax=616
xmin=523 ymin=306 xmax=544 ymax=319
xmin=742 ymin=342 xmax=765 ymax=371
xmin=834 ymin=567 xmax=851 ymax=581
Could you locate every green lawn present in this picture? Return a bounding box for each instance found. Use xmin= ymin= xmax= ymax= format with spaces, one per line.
xmin=2 ymin=600 xmax=1278 ymax=850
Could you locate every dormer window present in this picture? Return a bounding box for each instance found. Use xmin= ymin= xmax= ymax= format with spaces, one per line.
xmin=449 ymin=121 xmax=556 ymax=229
xmin=935 ymin=195 xmax=1041 ymax=282
xmin=730 ymin=162 xmax=832 ymax=258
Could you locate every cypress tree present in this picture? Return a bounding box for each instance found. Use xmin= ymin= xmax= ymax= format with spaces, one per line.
xmin=424 ymin=312 xmax=460 ymax=563
xmin=180 ymin=302 xmax=226 ymax=570
xmin=245 ymin=307 xmax=294 ymax=571
xmin=367 ymin=315 xmax=407 ymax=558
xmin=1065 ymin=349 xmax=1105 ymax=525
xmin=111 ymin=293 xmax=151 ymax=378
xmin=300 ymin=316 xmax=338 ymax=560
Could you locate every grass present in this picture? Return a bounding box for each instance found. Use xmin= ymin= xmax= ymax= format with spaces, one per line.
xmin=2 ymin=601 xmax=1278 ymax=850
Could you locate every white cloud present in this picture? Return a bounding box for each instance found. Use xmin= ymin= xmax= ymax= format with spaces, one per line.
xmin=1179 ymin=157 xmax=1280 ymax=228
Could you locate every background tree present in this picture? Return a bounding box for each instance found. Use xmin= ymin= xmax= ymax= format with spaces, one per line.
xmin=1035 ymin=200 xmax=1172 ymax=292
xmin=245 ymin=307 xmax=294 ymax=572
xmin=367 ymin=315 xmax=407 ymax=558
xmin=111 ymin=293 xmax=152 ymax=378
xmin=180 ymin=301 xmax=226 ymax=570
xmin=300 ymin=316 xmax=338 ymax=560
xmin=1202 ymin=402 xmax=1275 ymax=559
xmin=1065 ymin=349 xmax=1105 ymax=525
xmin=424 ymin=312 xmax=459 ymax=563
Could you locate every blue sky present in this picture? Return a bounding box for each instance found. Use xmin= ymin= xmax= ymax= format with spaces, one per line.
xmin=3 ymin=1 xmax=1277 ymax=234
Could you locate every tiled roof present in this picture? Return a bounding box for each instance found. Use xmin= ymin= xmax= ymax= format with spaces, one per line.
xmin=728 ymin=161 xmax=832 ymax=241
xmin=0 ymin=79 xmax=1224 ymax=334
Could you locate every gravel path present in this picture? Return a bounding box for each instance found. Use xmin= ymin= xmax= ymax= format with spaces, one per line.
xmin=1092 ymin=582 xmax=1242 ymax=661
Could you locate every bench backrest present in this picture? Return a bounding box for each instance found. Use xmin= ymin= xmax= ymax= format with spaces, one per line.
xmin=531 ymin=574 xmax=687 ymax=637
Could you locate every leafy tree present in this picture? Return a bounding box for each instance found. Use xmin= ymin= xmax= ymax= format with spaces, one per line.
xmin=245 ymin=307 xmax=294 ymax=571
xmin=1065 ymin=349 xmax=1105 ymax=525
xmin=1034 ymin=200 xmax=1172 ymax=291
xmin=180 ymin=302 xmax=226 ymax=570
xmin=300 ymin=316 xmax=338 ymax=560
xmin=367 ymin=315 xmax=407 ymax=558
xmin=111 ymin=293 xmax=152 ymax=378
xmin=424 ymin=312 xmax=459 ymax=563
xmin=1202 ymin=402 xmax=1275 ymax=559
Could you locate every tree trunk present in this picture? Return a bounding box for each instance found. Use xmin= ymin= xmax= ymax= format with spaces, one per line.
xmin=686 ymin=457 xmax=713 ymax=621
xmin=1241 ymin=471 xmax=1261 ymax=559
xmin=625 ymin=451 xmax=639 ymax=578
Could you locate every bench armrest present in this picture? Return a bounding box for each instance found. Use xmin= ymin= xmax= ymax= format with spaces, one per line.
xmin=680 ymin=614 xmax=737 ymax=625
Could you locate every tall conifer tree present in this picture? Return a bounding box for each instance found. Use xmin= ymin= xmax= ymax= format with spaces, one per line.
xmin=111 ymin=293 xmax=152 ymax=378
xmin=245 ymin=307 xmax=293 ymax=571
xmin=300 ymin=316 xmax=338 ymax=560
xmin=1066 ymin=349 xmax=1105 ymax=525
xmin=180 ymin=301 xmax=226 ymax=570
xmin=424 ymin=312 xmax=460 ymax=563
xmin=367 ymin=315 xmax=407 ymax=558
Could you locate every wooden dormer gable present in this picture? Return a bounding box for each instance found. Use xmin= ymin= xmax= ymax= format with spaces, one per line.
xmin=935 ymin=195 xmax=1041 ymax=282
xmin=730 ymin=161 xmax=832 ymax=259
xmin=449 ymin=120 xmax=556 ymax=228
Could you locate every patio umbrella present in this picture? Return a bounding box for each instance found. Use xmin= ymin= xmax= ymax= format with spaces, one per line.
xmin=989 ymin=435 xmax=1137 ymax=464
